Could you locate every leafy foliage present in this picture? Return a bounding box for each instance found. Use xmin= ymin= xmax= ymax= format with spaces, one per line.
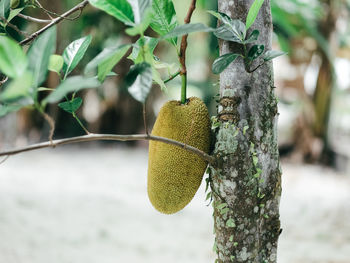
xmin=58 ymin=97 xmax=83 ymax=113
xmin=126 ymin=62 xmax=153 ymax=103
xmin=44 ymin=76 xmax=100 ymax=104
xmin=150 ymin=0 xmax=178 ymax=45
xmin=246 ymin=0 xmax=264 ymax=30
xmin=212 ymin=53 xmax=239 ymax=74
xmin=62 ymin=35 xmax=92 ymax=79
xmin=163 ymin=23 xmax=214 ymax=39
xmin=27 ymin=27 xmax=56 ymax=92
xmin=0 ymin=36 xmax=27 ymax=78
xmin=85 ymin=44 xmax=131 ymax=82
xmin=88 ymin=0 xmax=134 ymax=26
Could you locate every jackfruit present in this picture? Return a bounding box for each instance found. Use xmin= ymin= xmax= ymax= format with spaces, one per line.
xmin=148 ymin=97 xmax=211 ymax=214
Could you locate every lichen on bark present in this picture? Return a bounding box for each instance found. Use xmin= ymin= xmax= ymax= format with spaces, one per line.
xmin=211 ymin=0 xmax=282 ymax=262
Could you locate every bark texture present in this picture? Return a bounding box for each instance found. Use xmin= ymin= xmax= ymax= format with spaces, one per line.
xmin=211 ymin=0 xmax=282 ymax=262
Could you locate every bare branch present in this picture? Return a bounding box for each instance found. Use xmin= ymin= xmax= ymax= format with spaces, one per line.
xmin=143 ymin=104 xmax=148 ymax=135
xmin=41 ymin=111 xmax=55 ymax=143
xmin=0 ymin=17 xmax=29 ymax=36
xmin=0 ymin=155 xmax=9 ymax=165
xmin=17 ymin=13 xmax=51 ymax=23
xmin=20 ymin=0 xmax=89 ymax=45
xmin=35 ymin=0 xmax=53 ymax=19
xmin=0 ymin=134 xmax=216 ymax=164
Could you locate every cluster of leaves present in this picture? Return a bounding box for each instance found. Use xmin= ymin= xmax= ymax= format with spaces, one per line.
xmin=0 ymin=0 xmax=285 ymax=125
xmin=0 ymin=26 xmax=102 ymax=121
xmin=209 ymin=1 xmax=285 ymax=74
xmin=0 ymin=0 xmax=182 ymax=121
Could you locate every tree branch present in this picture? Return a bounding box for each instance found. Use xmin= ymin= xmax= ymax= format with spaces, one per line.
xmin=179 ymin=0 xmax=197 ymax=75
xmin=0 ymin=17 xmax=29 ymax=36
xmin=17 ymin=13 xmax=51 ymax=23
xmin=20 ymin=0 xmax=89 ymax=45
xmin=0 ymin=133 xmax=216 ymax=164
xmin=164 ymin=70 xmax=181 ymax=83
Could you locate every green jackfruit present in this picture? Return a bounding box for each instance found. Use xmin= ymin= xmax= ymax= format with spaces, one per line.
xmin=148 ymin=97 xmax=211 ymax=214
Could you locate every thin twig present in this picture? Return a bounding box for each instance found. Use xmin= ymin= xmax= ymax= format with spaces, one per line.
xmin=35 ymin=0 xmax=53 ymax=19
xmin=0 ymin=76 xmax=9 ymax=87
xmin=164 ymin=70 xmax=181 ymax=84
xmin=0 ymin=134 xmax=216 ymax=164
xmin=247 ymin=61 xmax=265 ymax=73
xmin=0 ymin=155 xmax=9 ymax=165
xmin=143 ymin=104 xmax=148 ymax=135
xmin=41 ymin=111 xmax=55 ymax=143
xmin=20 ymin=0 xmax=89 ymax=45
xmin=0 ymin=17 xmax=29 ymax=36
xmin=179 ymin=0 xmax=197 ymax=75
xmin=72 ymin=112 xmax=90 ymax=135
xmin=17 ymin=13 xmax=51 ymax=23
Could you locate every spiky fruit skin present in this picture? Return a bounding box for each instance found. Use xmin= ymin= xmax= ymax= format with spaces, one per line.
xmin=148 ymin=97 xmax=211 ymax=214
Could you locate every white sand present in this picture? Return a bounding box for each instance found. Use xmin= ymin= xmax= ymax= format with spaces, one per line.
xmin=0 ymin=146 xmax=349 ymax=263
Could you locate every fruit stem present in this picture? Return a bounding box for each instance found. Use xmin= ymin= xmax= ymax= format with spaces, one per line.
xmin=179 ymin=0 xmax=196 ymax=105
xmin=181 ymin=74 xmax=187 ymax=104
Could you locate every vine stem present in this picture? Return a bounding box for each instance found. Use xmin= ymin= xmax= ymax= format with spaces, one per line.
xmin=20 ymin=0 xmax=89 ymax=45
xmin=179 ymin=0 xmax=197 ymax=104
xmin=0 ymin=134 xmax=216 ymax=164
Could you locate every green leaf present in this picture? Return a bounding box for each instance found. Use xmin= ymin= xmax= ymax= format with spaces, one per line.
xmin=62 ymin=35 xmax=92 ymax=79
xmin=247 ymin=44 xmax=265 ymax=61
xmin=227 ymin=19 xmax=246 ymax=40
xmin=246 ymin=0 xmax=264 ymax=30
xmin=126 ymin=62 xmax=152 ymax=103
xmin=44 ymin=76 xmax=100 ymax=104
xmin=212 ymin=53 xmax=239 ymax=74
xmin=127 ymin=0 xmax=152 ymax=24
xmin=208 ymin=11 xmax=246 ymax=42
xmin=88 ymin=0 xmax=134 ymax=26
xmin=263 ymin=50 xmax=286 ymax=61
xmin=0 ymin=36 xmax=27 ymax=78
xmin=214 ymin=26 xmax=241 ymax=43
xmin=98 ymin=45 xmax=131 ymax=82
xmin=58 ymin=97 xmax=82 ymax=113
xmin=48 ymin=54 xmax=64 ymax=74
xmin=0 ymin=103 xmax=24 ymax=117
xmin=128 ymin=37 xmax=158 ymax=62
xmin=0 ymin=71 xmax=33 ymax=102
xmin=163 ymin=23 xmax=214 ymax=39
xmin=150 ymin=0 xmax=178 ymax=45
xmin=244 ymin=29 xmax=259 ymax=44
xmin=27 ymin=26 xmax=56 ymax=91
xmin=85 ymin=44 xmax=131 ymax=81
xmin=8 ymin=7 xmax=24 ymax=22
xmin=125 ymin=17 xmax=151 ymax=36
xmin=0 ymin=0 xmax=10 ymax=21
xmin=127 ymin=37 xmax=165 ymax=90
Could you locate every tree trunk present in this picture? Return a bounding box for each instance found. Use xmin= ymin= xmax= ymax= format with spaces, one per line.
xmin=210 ymin=0 xmax=282 ymax=262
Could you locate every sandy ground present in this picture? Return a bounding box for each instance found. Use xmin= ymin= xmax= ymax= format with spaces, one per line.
xmin=0 ymin=146 xmax=349 ymax=263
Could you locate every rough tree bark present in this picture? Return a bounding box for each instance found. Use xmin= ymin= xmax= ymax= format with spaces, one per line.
xmin=210 ymin=0 xmax=282 ymax=262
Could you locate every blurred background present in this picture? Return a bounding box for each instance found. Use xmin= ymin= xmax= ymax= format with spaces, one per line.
xmin=0 ymin=0 xmax=350 ymax=262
